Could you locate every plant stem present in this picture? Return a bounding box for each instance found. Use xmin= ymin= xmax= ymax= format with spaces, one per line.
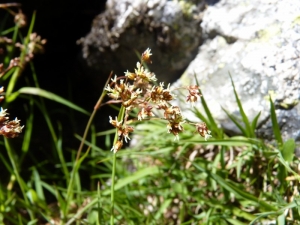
xmin=75 ymin=71 xmax=113 ymax=162
xmin=5 ymin=138 xmax=34 ymax=220
xmin=65 ymin=72 xmax=113 ymax=215
xmin=110 ymin=151 xmax=117 ymax=225
xmin=110 ymin=105 xmax=125 ymax=225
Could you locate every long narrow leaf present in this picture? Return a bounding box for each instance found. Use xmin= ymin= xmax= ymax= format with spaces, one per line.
xmin=21 ymin=99 xmax=34 ymax=153
xmin=222 ymin=106 xmax=247 ymax=135
xmin=228 ymin=73 xmax=254 ymax=137
xmin=194 ymin=74 xmax=220 ymax=135
xmin=251 ymin=111 xmax=261 ymax=132
xmin=281 ymin=139 xmax=295 ymax=162
xmin=6 ymin=12 xmax=36 ymax=95
xmin=7 ymin=87 xmax=90 ymax=115
xmin=102 ymin=166 xmax=160 ymax=196
xmin=269 ymin=95 xmax=283 ymax=146
xmin=193 ymin=162 xmax=277 ymax=211
xmin=33 ymin=169 xmax=45 ymax=202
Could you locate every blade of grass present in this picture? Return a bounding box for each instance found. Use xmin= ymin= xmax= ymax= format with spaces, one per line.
xmin=66 ymin=198 xmax=98 ymax=225
xmin=6 ymin=11 xmax=36 ymax=95
xmin=251 ymin=111 xmax=261 ymax=132
xmin=222 ymin=106 xmax=247 ymax=135
xmin=269 ymin=95 xmax=283 ymax=146
xmin=181 ymin=136 xmax=260 ymax=147
xmin=193 ymin=161 xmax=277 ymax=211
xmin=154 ymin=198 xmax=172 ymax=220
xmin=225 ymin=218 xmax=248 ymax=225
xmin=65 ymin=147 xmax=90 ymax=218
xmin=4 ymin=138 xmax=34 ymax=220
xmin=6 ymin=87 xmax=90 ymax=115
xmin=56 ymin=121 xmax=69 ymax=183
xmin=21 ymin=99 xmax=33 ymax=154
xmin=5 ymin=18 xmax=19 ymax=65
xmin=32 ymin=169 xmax=45 ymax=202
xmin=55 ymin=188 xmax=67 ymax=222
xmin=97 ymin=182 xmax=104 ymax=225
xmin=228 ymin=73 xmax=254 ymax=138
xmin=281 ymin=139 xmax=295 ymax=162
xmin=113 ymin=166 xmax=159 ymax=191
xmin=194 ymin=73 xmax=222 ymax=138
xmin=110 ymin=105 xmax=126 ymax=225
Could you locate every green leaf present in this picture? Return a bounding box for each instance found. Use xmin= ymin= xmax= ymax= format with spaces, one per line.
xmin=228 ymin=73 xmax=254 ymax=138
xmin=225 ymin=218 xmax=248 ymax=225
xmin=277 ymin=212 xmax=285 ymax=225
xmin=251 ymin=111 xmax=261 ymax=131
xmin=222 ymin=106 xmax=247 ymax=135
xmin=193 ymin=162 xmax=277 ymax=211
xmin=194 ymin=74 xmax=222 ymax=138
xmin=154 ymin=199 xmax=172 ymax=220
xmin=281 ymin=139 xmax=295 ymax=162
xmin=97 ymin=182 xmax=104 ymax=225
xmin=114 ymin=166 xmax=160 ymax=191
xmin=26 ymin=189 xmax=39 ymax=205
xmin=21 ymin=99 xmax=34 ymax=153
xmin=7 ymin=87 xmax=90 ymax=115
xmin=6 ymin=12 xmax=36 ymax=95
xmin=269 ymin=95 xmax=283 ymax=146
xmin=102 ymin=166 xmax=160 ymax=196
xmin=33 ymin=169 xmax=45 ymax=202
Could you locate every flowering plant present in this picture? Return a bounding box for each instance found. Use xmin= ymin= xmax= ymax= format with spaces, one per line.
xmin=0 ymin=65 xmax=23 ymax=138
xmin=105 ymin=48 xmax=211 ymax=153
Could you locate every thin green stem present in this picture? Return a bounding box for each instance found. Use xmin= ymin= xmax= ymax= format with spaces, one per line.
xmin=75 ymin=71 xmax=113 ymax=162
xmin=4 ymin=138 xmax=34 ymax=220
xmin=110 ymin=105 xmax=125 ymax=225
xmin=110 ymin=151 xmax=117 ymax=225
xmin=65 ymin=72 xmax=112 ymax=217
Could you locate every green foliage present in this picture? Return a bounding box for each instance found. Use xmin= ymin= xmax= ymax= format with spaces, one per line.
xmin=0 ymin=5 xmax=299 ymax=225
xmin=222 ymin=73 xmax=259 ymax=138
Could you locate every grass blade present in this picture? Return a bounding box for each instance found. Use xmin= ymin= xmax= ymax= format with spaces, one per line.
xmin=269 ymin=95 xmax=283 ymax=146
xmin=251 ymin=111 xmax=261 ymax=132
xmin=222 ymin=106 xmax=247 ymax=135
xmin=194 ymin=74 xmax=222 ymax=138
xmin=281 ymin=139 xmax=295 ymax=162
xmin=228 ymin=73 xmax=254 ymax=137
xmin=193 ymin=162 xmax=277 ymax=211
xmin=7 ymin=87 xmax=90 ymax=115
xmin=97 ymin=182 xmax=104 ymax=225
xmin=21 ymin=99 xmax=34 ymax=154
xmin=6 ymin=11 xmax=36 ymax=95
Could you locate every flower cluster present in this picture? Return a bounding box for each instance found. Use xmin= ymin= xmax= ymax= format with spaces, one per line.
xmin=0 ymin=107 xmax=23 ymax=138
xmin=105 ymin=48 xmax=211 ymax=153
xmin=0 ymin=52 xmax=24 ymax=138
xmin=15 ymin=33 xmax=47 ymax=61
xmin=0 ymin=58 xmax=20 ymax=78
xmin=0 ymin=87 xmax=23 ymax=138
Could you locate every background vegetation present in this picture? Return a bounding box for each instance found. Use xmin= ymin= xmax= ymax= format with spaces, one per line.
xmin=0 ymin=4 xmax=300 ymax=225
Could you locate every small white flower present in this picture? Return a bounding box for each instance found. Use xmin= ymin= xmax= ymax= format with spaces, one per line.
xmin=204 ymin=130 xmax=212 ymax=141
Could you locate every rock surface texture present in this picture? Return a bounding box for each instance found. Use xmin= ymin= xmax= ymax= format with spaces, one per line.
xmin=79 ymin=0 xmax=204 ymax=85
xmin=173 ymin=0 xmax=300 ymax=150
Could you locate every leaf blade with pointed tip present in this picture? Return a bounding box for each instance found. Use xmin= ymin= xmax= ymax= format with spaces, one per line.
xmin=7 ymin=87 xmax=90 ymax=115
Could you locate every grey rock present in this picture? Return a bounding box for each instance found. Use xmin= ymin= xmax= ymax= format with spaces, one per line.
xmin=173 ymin=0 xmax=300 ymax=149
xmin=78 ymin=0 xmax=204 ymax=85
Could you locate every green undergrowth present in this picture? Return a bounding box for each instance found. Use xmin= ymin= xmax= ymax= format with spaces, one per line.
xmin=1 ymin=5 xmax=300 ymax=225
